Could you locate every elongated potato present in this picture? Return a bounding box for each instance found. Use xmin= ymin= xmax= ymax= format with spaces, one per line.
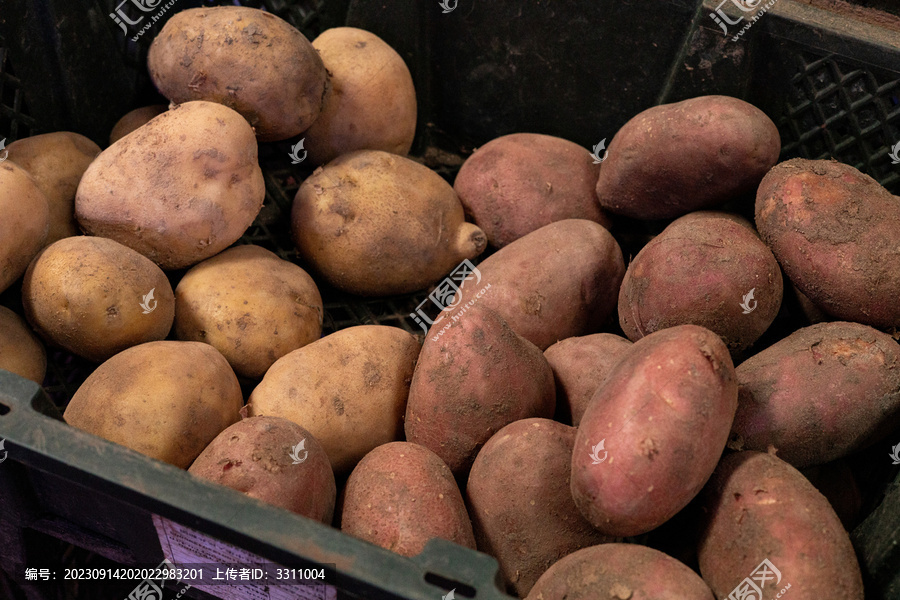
xmin=0 ymin=162 xmax=50 ymax=294
xmin=0 ymin=306 xmax=46 ymax=385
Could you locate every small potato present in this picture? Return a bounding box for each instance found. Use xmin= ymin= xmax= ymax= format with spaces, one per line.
xmin=109 ymin=105 xmax=167 ymax=145
xmin=405 ymin=305 xmax=555 ymax=476
xmin=292 ymin=150 xmax=486 ymax=296
xmin=729 ymin=321 xmax=900 ymax=468
xmin=305 ymin=27 xmax=417 ymax=165
xmin=699 ymin=451 xmax=864 ymax=600
xmin=188 ymin=416 xmax=335 ymax=523
xmin=64 ymin=341 xmax=243 ymax=468
xmin=248 ymin=325 xmax=420 ymax=473
xmin=596 ymin=95 xmax=781 ymax=219
xmin=525 ymin=543 xmax=715 ymax=600
xmin=76 ymin=101 xmax=265 ymax=269
xmin=544 ymin=333 xmax=632 ymax=426
xmin=454 ymin=133 xmax=611 ymax=247
xmin=467 ymin=419 xmax=612 ymax=597
xmin=148 ymin=6 xmax=328 ymax=142
xmin=174 ymin=245 xmax=323 ymax=379
xmin=341 ymin=442 xmax=475 ymax=557
xmin=6 ymin=132 xmax=101 ymax=245
xmin=572 ymin=325 xmax=737 ymax=537
xmin=22 ymin=236 xmax=174 ymax=362
xmin=0 ymin=162 xmax=50 ymax=294
xmin=0 ymin=306 xmax=47 ymax=385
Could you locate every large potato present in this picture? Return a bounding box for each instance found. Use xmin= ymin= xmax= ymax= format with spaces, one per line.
xmin=572 ymin=325 xmax=737 ymax=537
xmin=756 ymin=158 xmax=900 ymax=328
xmin=188 ymin=416 xmax=335 ymax=523
xmin=0 ymin=162 xmax=50 ymax=294
xmin=109 ymin=105 xmax=167 ymax=145
xmin=596 ymin=95 xmax=780 ymax=219
xmin=76 ymin=101 xmax=265 ymax=269
xmin=292 ymin=150 xmax=486 ymax=296
xmin=148 ymin=6 xmax=328 ymax=142
xmin=0 ymin=306 xmax=47 ymax=385
xmin=405 ymin=305 xmax=555 ymax=476
xmin=248 ymin=325 xmax=420 ymax=473
xmin=305 ymin=27 xmax=417 ymax=164
xmin=699 ymin=451 xmax=863 ymax=600
xmin=467 ymin=419 xmax=612 ymax=597
xmin=22 ymin=236 xmax=174 ymax=362
xmin=174 ymin=245 xmax=323 ymax=379
xmin=6 ymin=132 xmax=101 ymax=245
xmin=454 ymin=133 xmax=611 ymax=247
xmin=64 ymin=341 xmax=243 ymax=468
xmin=341 ymin=442 xmax=475 ymax=557
xmin=729 ymin=321 xmax=900 ymax=468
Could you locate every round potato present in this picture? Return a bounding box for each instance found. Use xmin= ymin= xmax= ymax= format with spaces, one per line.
xmin=305 ymin=27 xmax=417 ymax=165
xmin=189 ymin=416 xmax=335 ymax=523
xmin=22 ymin=236 xmax=174 ymax=362
xmin=109 ymin=105 xmax=167 ymax=145
xmin=0 ymin=162 xmax=50 ymax=294
xmin=175 ymin=245 xmax=323 ymax=379
xmin=0 ymin=306 xmax=47 ymax=385
xmin=64 ymin=341 xmax=243 ymax=468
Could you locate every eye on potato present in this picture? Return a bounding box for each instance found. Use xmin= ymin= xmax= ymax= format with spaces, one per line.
xmin=0 ymin=306 xmax=47 ymax=385
xmin=109 ymin=105 xmax=167 ymax=145
xmin=0 ymin=161 xmax=50 ymax=294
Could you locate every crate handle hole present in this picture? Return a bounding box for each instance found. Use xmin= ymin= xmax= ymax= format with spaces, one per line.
xmin=0 ymin=402 xmax=9 ymax=415
xmin=424 ymin=572 xmax=476 ymax=598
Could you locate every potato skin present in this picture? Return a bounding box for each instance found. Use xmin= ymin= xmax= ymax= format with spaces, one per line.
xmin=22 ymin=236 xmax=175 ymax=363
xmin=64 ymin=341 xmax=243 ymax=468
xmin=6 ymin=132 xmax=101 ymax=245
xmin=174 ymin=245 xmax=323 ymax=379
xmin=341 ymin=442 xmax=475 ymax=557
xmin=572 ymin=325 xmax=737 ymax=537
xmin=454 ymin=133 xmax=611 ymax=248
xmin=0 ymin=162 xmax=50 ymax=294
xmin=188 ymin=416 xmax=335 ymax=523
xmin=292 ymin=150 xmax=486 ymax=296
xmin=0 ymin=306 xmax=47 ymax=385
xmin=469 ymin=219 xmax=625 ymax=350
xmin=148 ymin=7 xmax=327 ymax=142
xmin=596 ymin=95 xmax=780 ymax=219
xmin=248 ymin=325 xmax=420 ymax=474
xmin=544 ymin=333 xmax=632 ymax=426
xmin=699 ymin=451 xmax=864 ymax=600
xmin=405 ymin=306 xmax=555 ymax=476
xmin=730 ymin=321 xmax=900 ymax=468
xmin=618 ymin=211 xmax=783 ymax=355
xmin=526 ymin=543 xmax=715 ymax=600
xmin=109 ymin=105 xmax=167 ymax=145
xmin=305 ymin=27 xmax=417 ymax=165
xmin=76 ymin=101 xmax=265 ymax=269
xmin=467 ymin=419 xmax=612 ymax=597
xmin=756 ymin=158 xmax=900 ymax=328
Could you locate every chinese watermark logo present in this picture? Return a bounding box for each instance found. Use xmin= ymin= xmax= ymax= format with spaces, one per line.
xmin=728 ymin=558 xmax=790 ymax=600
xmin=409 ymin=259 xmax=492 ymax=341
xmin=140 ymin=288 xmax=158 ymax=314
xmin=289 ymin=139 xmax=307 ymax=164
xmin=289 ymin=440 xmax=309 ymax=464
xmin=438 ymin=0 xmax=457 ymax=13
xmin=589 ymin=440 xmax=608 ymax=464
xmin=590 ymin=139 xmax=608 ymax=164
xmin=890 ymin=443 xmax=900 ymax=465
xmin=710 ymin=0 xmax=778 ymax=41
xmin=442 ymin=589 xmax=456 ymax=600
xmin=0 ymin=138 xmax=7 ymax=162
xmin=110 ymin=0 xmax=181 ymax=42
xmin=0 ymin=439 xmax=7 ymax=464
xmin=740 ymin=288 xmax=757 ymax=314
xmin=889 ymin=141 xmax=900 ymax=165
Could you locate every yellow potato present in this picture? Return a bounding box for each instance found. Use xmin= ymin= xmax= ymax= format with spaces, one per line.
xmin=109 ymin=105 xmax=167 ymax=145
xmin=0 ymin=162 xmax=50 ymax=294
xmin=0 ymin=306 xmax=47 ymax=385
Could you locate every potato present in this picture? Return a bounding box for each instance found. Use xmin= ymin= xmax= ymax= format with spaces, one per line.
xmin=454 ymin=133 xmax=611 ymax=247
xmin=467 ymin=419 xmax=612 ymax=597
xmin=0 ymin=162 xmax=50 ymax=294
xmin=6 ymin=132 xmax=101 ymax=245
xmin=304 ymin=27 xmax=417 ymax=165
xmin=76 ymin=101 xmax=265 ymax=269
xmin=465 ymin=219 xmax=624 ymax=350
xmin=188 ymin=416 xmax=335 ymax=523
xmin=64 ymin=341 xmax=242 ymax=468
xmin=596 ymin=95 xmax=780 ymax=219
xmin=0 ymin=306 xmax=47 ymax=385
xmin=22 ymin=236 xmax=174 ymax=362
xmin=525 ymin=543 xmax=715 ymax=600
xmin=756 ymin=158 xmax=900 ymax=328
xmin=544 ymin=333 xmax=632 ymax=426
xmin=341 ymin=442 xmax=475 ymax=557
xmin=292 ymin=150 xmax=486 ymax=296
xmin=801 ymin=459 xmax=862 ymax=531
xmin=248 ymin=325 xmax=419 ymax=473
xmin=699 ymin=451 xmax=864 ymax=600
xmin=618 ymin=211 xmax=783 ymax=355
xmin=109 ymin=105 xmax=167 ymax=145
xmin=572 ymin=325 xmax=737 ymax=537
xmin=729 ymin=321 xmax=900 ymax=468
xmin=174 ymin=245 xmax=323 ymax=379
xmin=405 ymin=305 xmax=555 ymax=476
xmin=148 ymin=6 xmax=328 ymax=142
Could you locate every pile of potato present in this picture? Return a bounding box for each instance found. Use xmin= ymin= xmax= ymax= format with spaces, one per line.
xmin=2 ymin=5 xmax=899 ymax=599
